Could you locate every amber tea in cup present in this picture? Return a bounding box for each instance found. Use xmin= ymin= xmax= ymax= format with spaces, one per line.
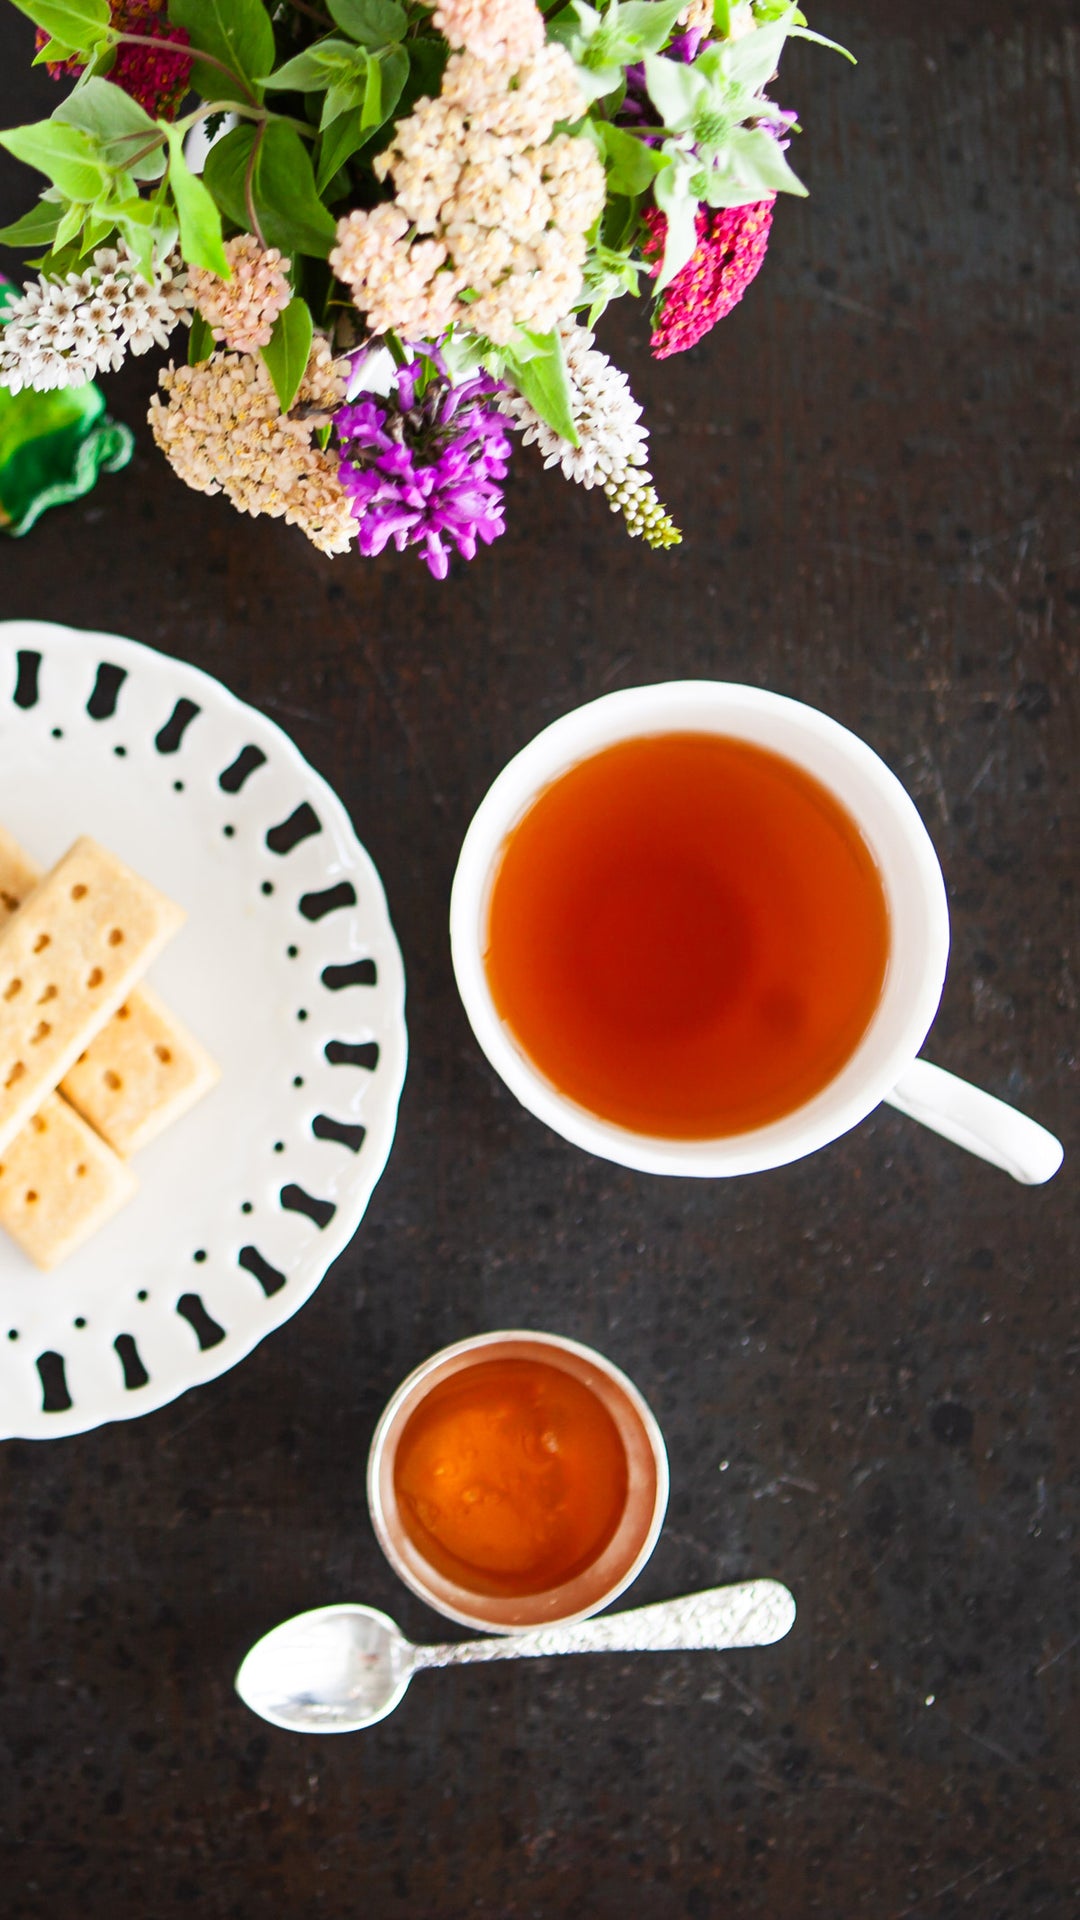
xmin=482 ymin=731 xmax=891 ymax=1139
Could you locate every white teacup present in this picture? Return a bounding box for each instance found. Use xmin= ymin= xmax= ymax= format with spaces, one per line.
xmin=450 ymin=683 xmax=1062 ymax=1185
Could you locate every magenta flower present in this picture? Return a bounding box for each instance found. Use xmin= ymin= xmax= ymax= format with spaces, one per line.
xmin=334 ymin=354 xmax=511 ymax=580
xmin=642 ymin=199 xmax=776 ymax=358
xmin=37 ymin=4 xmax=191 ymax=117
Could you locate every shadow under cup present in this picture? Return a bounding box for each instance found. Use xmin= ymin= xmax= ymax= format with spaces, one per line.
xmin=449 ymin=681 xmax=952 ymax=1179
xmin=367 ymin=1332 xmax=670 ymax=1633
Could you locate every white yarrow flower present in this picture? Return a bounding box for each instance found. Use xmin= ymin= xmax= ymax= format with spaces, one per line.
xmin=499 ymin=320 xmax=651 ymax=489
xmin=0 ymin=243 xmax=194 ymax=395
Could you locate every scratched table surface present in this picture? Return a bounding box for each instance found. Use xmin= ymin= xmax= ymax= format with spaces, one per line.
xmin=1 ymin=3 xmax=1077 ymax=1915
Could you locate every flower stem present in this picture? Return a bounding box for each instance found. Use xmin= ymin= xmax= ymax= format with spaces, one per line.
xmin=244 ymin=122 xmax=267 ymax=251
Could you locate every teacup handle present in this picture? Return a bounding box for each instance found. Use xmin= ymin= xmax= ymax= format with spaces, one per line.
xmin=884 ymin=1058 xmax=1063 ymax=1185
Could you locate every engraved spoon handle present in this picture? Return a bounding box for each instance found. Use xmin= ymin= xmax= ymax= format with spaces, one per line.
xmin=411 ymin=1580 xmax=795 ymax=1670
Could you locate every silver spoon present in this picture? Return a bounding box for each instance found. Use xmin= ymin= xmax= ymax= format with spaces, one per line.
xmin=235 ymin=1579 xmax=796 ymax=1733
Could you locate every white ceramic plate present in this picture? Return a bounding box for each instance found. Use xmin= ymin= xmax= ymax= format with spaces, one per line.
xmin=0 ymin=621 xmax=407 ymax=1440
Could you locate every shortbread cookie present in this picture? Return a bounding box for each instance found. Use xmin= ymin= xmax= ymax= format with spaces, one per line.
xmin=63 ymin=981 xmax=220 ymax=1156
xmin=0 ymin=825 xmax=40 ymax=918
xmin=0 ymin=837 xmax=185 ymax=1157
xmin=0 ymin=1092 xmax=137 ymax=1269
xmin=0 ymin=832 xmax=218 ymax=1159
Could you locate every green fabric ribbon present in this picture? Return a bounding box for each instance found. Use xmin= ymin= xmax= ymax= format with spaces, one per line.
xmin=0 ymin=278 xmax=134 ymax=537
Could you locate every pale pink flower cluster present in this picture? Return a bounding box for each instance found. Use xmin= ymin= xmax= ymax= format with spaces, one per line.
xmin=330 ymin=45 xmax=604 ymax=346
xmin=148 ymin=336 xmax=358 ymax=555
xmin=188 ymin=233 xmax=292 ymax=353
xmin=0 ymin=246 xmax=192 ymax=394
xmin=433 ymin=0 xmax=544 ymax=65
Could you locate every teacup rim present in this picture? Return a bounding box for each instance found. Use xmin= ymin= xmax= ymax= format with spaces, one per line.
xmin=449 ymin=680 xmax=951 ymax=1177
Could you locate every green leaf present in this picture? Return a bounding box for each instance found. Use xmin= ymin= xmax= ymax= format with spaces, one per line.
xmin=203 ymin=121 xmax=337 ymax=257
xmin=360 ymin=51 xmax=382 ymax=129
xmin=790 ymin=24 xmax=856 ymax=63
xmin=612 ymin=0 xmax=685 ymax=52
xmin=168 ymin=0 xmax=275 ymax=105
xmin=322 ymin=76 xmax=367 ymax=130
xmin=313 ymin=38 xmax=407 ymax=191
xmin=595 ymin=121 xmax=663 ymax=196
xmin=722 ymin=10 xmax=797 ymax=92
xmin=316 ymin=110 xmax=368 ymax=193
xmin=201 ymin=123 xmax=254 ymax=228
xmin=642 ymin=52 xmax=706 ymax=130
xmin=328 ymin=0 xmax=406 ymax=48
xmin=504 ymin=329 xmax=579 ymax=447
xmin=725 ymin=124 xmax=807 ymax=197
xmin=0 ymin=120 xmax=108 ymax=201
xmin=165 ymin=128 xmax=230 ymax=274
xmin=651 ymin=156 xmax=699 ymax=292
xmin=401 ymin=35 xmax=446 ymax=113
xmin=188 ymin=309 xmax=214 ymax=363
xmin=52 ymin=77 xmax=166 ymax=180
xmin=111 ymin=194 xmax=176 ymax=272
xmin=375 ymin=43 xmax=407 ymax=122
xmin=259 ymin=38 xmax=361 ymax=91
xmin=8 ymin=0 xmax=109 ymax=57
xmin=251 ymin=122 xmax=337 ymax=257
xmin=0 ymin=200 xmax=63 ymax=249
xmin=52 ymin=199 xmax=87 ymax=249
xmin=259 ymin=295 xmax=313 ymax=412
xmin=712 ymin=0 xmax=731 ymax=33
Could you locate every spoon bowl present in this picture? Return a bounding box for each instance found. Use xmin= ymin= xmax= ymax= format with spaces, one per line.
xmin=235 ymin=1579 xmax=796 ymax=1735
xmin=236 ymin=1604 xmax=415 ymax=1733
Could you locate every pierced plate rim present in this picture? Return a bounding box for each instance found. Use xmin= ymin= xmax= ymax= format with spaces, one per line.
xmin=0 ymin=618 xmax=408 ymax=1441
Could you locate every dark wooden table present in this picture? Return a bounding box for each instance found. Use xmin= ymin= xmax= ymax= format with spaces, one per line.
xmin=1 ymin=4 xmax=1077 ymax=1914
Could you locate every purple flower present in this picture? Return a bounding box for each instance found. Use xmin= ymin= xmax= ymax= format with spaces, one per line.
xmin=334 ymin=351 xmax=511 ymax=580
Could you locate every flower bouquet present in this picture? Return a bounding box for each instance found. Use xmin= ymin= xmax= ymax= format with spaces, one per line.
xmin=0 ymin=0 xmax=849 ymax=575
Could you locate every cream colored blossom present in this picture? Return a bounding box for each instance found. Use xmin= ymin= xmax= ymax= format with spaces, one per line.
xmin=439 ymin=44 xmax=584 ymax=143
xmin=330 ymin=205 xmax=461 ymax=338
xmin=188 ymin=234 xmax=292 ymax=353
xmin=433 ymin=0 xmax=544 ymax=64
xmin=284 ymin=459 xmax=359 ymax=556
xmin=677 ymin=0 xmax=714 ymax=33
xmin=346 ymin=44 xmax=600 ymax=344
xmin=148 ymin=339 xmax=357 ymax=555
